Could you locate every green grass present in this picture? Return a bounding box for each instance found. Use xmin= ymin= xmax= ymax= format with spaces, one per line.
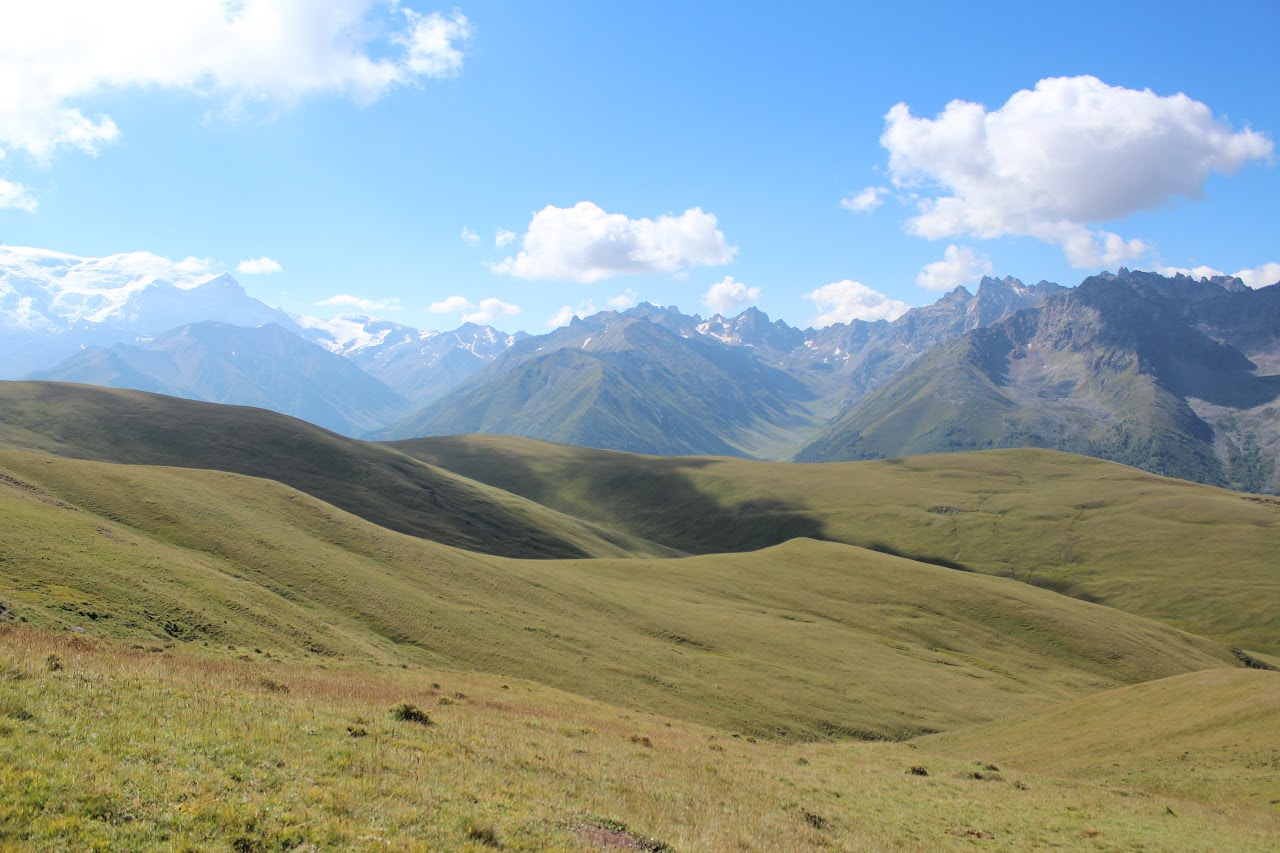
xmin=2 ymin=628 xmax=1277 ymax=852
xmin=924 ymin=668 xmax=1280 ymax=808
xmin=0 ymin=381 xmax=672 ymax=560
xmin=0 ymin=449 xmax=1244 ymax=741
xmin=392 ymin=435 xmax=1280 ymax=654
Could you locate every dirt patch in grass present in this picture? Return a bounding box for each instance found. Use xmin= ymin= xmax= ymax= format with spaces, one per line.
xmin=574 ymin=820 xmax=674 ymax=852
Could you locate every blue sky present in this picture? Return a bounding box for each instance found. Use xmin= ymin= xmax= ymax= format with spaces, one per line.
xmin=1 ymin=1 xmax=1277 ymax=332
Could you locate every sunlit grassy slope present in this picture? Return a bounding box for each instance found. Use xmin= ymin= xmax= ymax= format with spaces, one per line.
xmin=393 ymin=435 xmax=1280 ymax=654
xmin=3 ymin=629 xmax=1277 ymax=852
xmin=925 ymin=668 xmax=1280 ymax=808
xmin=0 ymin=449 xmax=1244 ymax=741
xmin=0 ymin=381 xmax=672 ymax=560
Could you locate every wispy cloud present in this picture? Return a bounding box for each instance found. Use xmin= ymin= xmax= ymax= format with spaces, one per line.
xmin=0 ymin=3 xmax=473 ymax=161
xmin=462 ymin=297 xmax=520 ymax=325
xmin=429 ymin=295 xmax=474 ymax=314
xmin=236 ymin=256 xmax=282 ymax=275
xmin=318 ymin=293 xmax=400 ymax=313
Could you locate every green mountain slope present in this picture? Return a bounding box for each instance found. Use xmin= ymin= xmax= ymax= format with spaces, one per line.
xmin=0 ymin=381 xmax=670 ymax=560
xmin=392 ymin=435 xmax=1280 ymax=654
xmin=0 ymin=449 xmax=1244 ymax=740
xmin=924 ymin=668 xmax=1280 ymax=807
xmin=798 ymin=273 xmax=1280 ymax=492
xmin=376 ymin=315 xmax=818 ymax=457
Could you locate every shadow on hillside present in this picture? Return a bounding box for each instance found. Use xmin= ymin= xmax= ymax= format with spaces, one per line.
xmin=391 ymin=437 xmax=830 ymax=555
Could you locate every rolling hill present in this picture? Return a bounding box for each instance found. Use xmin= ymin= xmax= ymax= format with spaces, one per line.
xmin=392 ymin=434 xmax=1280 ymax=654
xmin=0 ymin=381 xmax=668 ymax=560
xmin=0 ymin=447 xmax=1245 ymax=741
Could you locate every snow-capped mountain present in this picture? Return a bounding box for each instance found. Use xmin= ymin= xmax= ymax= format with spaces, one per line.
xmin=0 ymin=246 xmax=297 ymax=377
xmin=0 ymin=246 xmax=526 ymax=406
xmin=296 ymin=315 xmax=528 ymax=405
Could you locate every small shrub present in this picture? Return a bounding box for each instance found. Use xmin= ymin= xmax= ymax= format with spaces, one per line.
xmin=907 ymin=765 xmax=929 ymax=776
xmin=346 ymin=725 xmax=368 ymax=738
xmin=629 ymin=735 xmax=653 ymax=748
xmin=45 ymin=653 xmax=63 ymax=672
xmin=801 ymin=808 xmax=831 ymax=830
xmin=258 ymin=678 xmax=289 ymax=694
xmin=466 ymin=824 xmax=501 ymax=848
xmin=390 ymin=702 xmax=432 ymax=726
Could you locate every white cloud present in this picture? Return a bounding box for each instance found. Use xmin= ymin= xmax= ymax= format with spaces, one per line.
xmin=546 ymin=300 xmax=597 ymax=327
xmin=318 ymin=293 xmax=400 ymax=312
xmin=916 ymin=244 xmax=993 ymax=292
xmin=429 ymin=295 xmax=474 ymax=314
xmin=804 ymin=280 xmax=910 ymax=327
xmin=841 ymin=186 xmax=886 ymax=213
xmin=462 ymin=297 xmax=520 ymax=325
xmin=701 ymin=276 xmax=762 ymax=314
xmin=881 ymin=75 xmax=1273 ymax=267
xmin=0 ymin=3 xmax=473 ymax=160
xmin=460 ymin=227 xmax=480 ymax=247
xmin=1154 ymin=264 xmax=1227 ymax=280
xmin=1234 ymin=262 xmax=1280 ymax=289
xmin=607 ymin=289 xmax=639 ymax=309
xmin=494 ymin=228 xmax=516 ymax=248
xmin=236 ymin=256 xmax=282 ymax=275
xmin=1156 ymin=261 xmax=1280 ymax=289
xmin=492 ymin=201 xmax=737 ymax=282
xmin=0 ymin=178 xmax=37 ymax=212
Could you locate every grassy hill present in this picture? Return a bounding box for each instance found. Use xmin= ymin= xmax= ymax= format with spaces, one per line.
xmin=0 ymin=449 xmax=1244 ymax=741
xmin=925 ymin=668 xmax=1280 ymax=808
xmin=0 ymin=381 xmax=670 ymax=560
xmin=391 ymin=435 xmax=1280 ymax=654
xmin=5 ymin=629 xmax=1277 ymax=851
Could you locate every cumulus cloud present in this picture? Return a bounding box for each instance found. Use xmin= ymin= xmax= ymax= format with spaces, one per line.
xmin=0 ymin=178 xmax=37 ymax=212
xmin=881 ymin=75 xmax=1273 ymax=267
xmin=0 ymin=2 xmax=473 ymax=160
xmin=607 ymin=289 xmax=639 ymax=309
xmin=916 ymin=245 xmax=993 ymax=292
xmin=429 ymin=295 xmax=474 ymax=314
xmin=318 ymin=294 xmax=400 ymax=312
xmin=462 ymin=297 xmax=520 ymax=325
xmin=804 ymin=280 xmax=910 ymax=327
xmin=841 ymin=186 xmax=886 ymax=213
xmin=1236 ymin=263 xmax=1280 ymax=289
xmin=494 ymin=228 xmax=516 ymax=248
xmin=460 ymin=227 xmax=480 ymax=247
xmin=1156 ymin=261 xmax=1280 ymax=289
xmin=546 ymin=300 xmax=598 ymax=327
xmin=492 ymin=201 xmax=737 ymax=283
xmin=236 ymin=256 xmax=282 ymax=275
xmin=701 ymin=276 xmax=762 ymax=314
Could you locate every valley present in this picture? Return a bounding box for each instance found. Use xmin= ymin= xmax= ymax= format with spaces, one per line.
xmin=0 ymin=383 xmax=1277 ymax=849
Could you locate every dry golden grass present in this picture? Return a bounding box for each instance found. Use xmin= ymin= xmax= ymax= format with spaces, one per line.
xmin=3 ymin=627 xmax=1277 ymax=852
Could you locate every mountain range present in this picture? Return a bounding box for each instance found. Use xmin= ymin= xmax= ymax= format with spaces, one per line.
xmin=4 ymin=244 xmax=1279 ymax=491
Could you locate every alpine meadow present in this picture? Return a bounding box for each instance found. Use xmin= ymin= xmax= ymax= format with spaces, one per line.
xmin=2 ymin=2 xmax=1279 ymax=851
